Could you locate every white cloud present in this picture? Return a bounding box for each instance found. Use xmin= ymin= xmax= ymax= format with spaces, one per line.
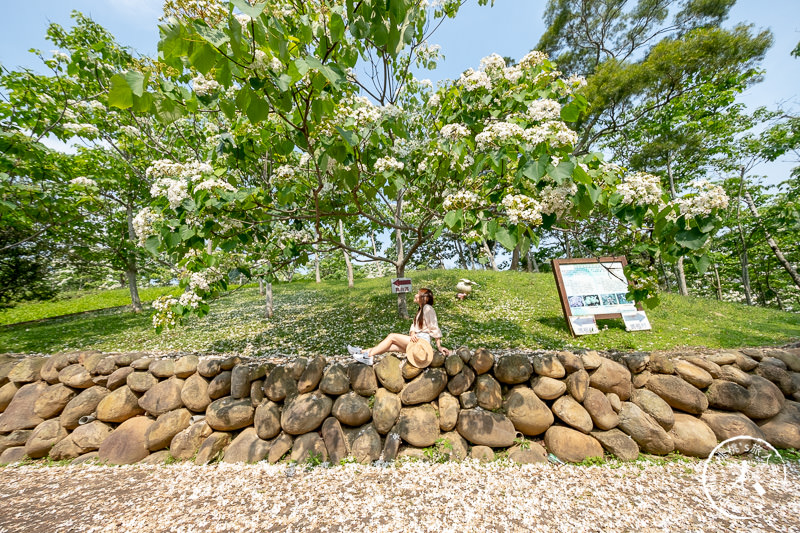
xmin=40 ymin=134 xmax=78 ymax=155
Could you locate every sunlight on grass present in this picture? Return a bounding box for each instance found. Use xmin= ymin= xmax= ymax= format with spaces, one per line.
xmin=0 ymin=270 xmax=798 ymax=355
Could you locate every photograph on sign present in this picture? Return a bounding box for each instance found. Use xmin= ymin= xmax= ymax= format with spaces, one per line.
xmin=391 ymin=278 xmax=412 ymax=294
xmin=569 ymin=316 xmax=599 ymax=335
xmin=559 ymin=262 xmax=637 ymax=317
xmin=622 ymin=311 xmax=652 ymax=331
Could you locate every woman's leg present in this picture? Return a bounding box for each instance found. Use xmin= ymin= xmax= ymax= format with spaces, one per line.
xmin=366 ymin=333 xmax=410 ymax=356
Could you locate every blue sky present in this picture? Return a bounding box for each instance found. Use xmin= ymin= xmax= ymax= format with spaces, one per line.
xmin=2 ymin=0 xmax=799 ymax=185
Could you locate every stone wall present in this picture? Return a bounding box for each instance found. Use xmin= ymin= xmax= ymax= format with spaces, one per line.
xmin=0 ymin=346 xmax=798 ymax=466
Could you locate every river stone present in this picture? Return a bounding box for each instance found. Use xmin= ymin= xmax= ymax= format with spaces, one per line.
xmin=332 ymin=391 xmax=372 ymax=426
xmin=552 ymin=395 xmax=593 ymax=434
xmin=80 ymin=353 xmax=107 ymax=374
xmin=373 ymin=389 xmax=401 ymax=434
xmin=229 ymin=366 xmax=251 ymax=399
xmin=447 ymin=366 xmax=475 ymax=397
xmin=58 ymin=364 xmax=94 ymax=388
xmin=438 ymin=392 xmax=459 ymax=432
xmin=112 ymin=353 xmax=137 ymax=366
xmin=181 ymin=373 xmax=211 ymax=413
xmin=581 ymin=351 xmax=603 ymax=370
xmin=106 ymin=367 xmax=134 ymax=391
xmin=208 ymin=371 xmax=232 ymax=400
xmin=220 ymin=356 xmax=241 ymax=372
xmin=60 ymin=386 xmax=109 ymax=430
xmin=495 ymin=355 xmax=533 ymax=384
xmin=590 ymin=429 xmax=639 ymax=461
xmin=71 ymin=420 xmax=113 ymax=452
xmin=349 ymin=364 xmax=378 ymax=396
xmin=298 ymin=356 xmax=326 ymax=394
xmin=250 ymin=380 xmax=265 ymax=407
xmin=445 ymin=354 xmax=464 ymax=377
xmin=34 ymin=384 xmax=76 ymax=420
xmin=470 ymin=445 xmax=494 ymax=462
xmin=439 ymin=431 xmax=469 ymax=461
xmin=758 ymin=402 xmax=800 ymax=449
xmin=374 ymin=355 xmax=404 ymax=393
xmin=395 ymin=405 xmax=440 ymax=447
xmin=474 ymin=374 xmax=502 ymax=410
xmin=742 ymin=375 xmax=785 ymax=419
xmin=344 ymin=423 xmax=381 ymax=463
xmin=401 ymin=368 xmax=447 ymax=405
xmin=97 ymin=385 xmax=144 ymax=423
xmin=708 ymin=352 xmax=737 ymax=366
xmin=557 ymin=351 xmax=584 ymax=373
xmin=469 ymin=348 xmax=494 ymax=375
xmin=290 ymin=432 xmax=327 ymax=463
xmin=264 ymin=366 xmax=297 ymax=402
xmin=170 ymin=420 xmax=213 ymax=460
xmin=771 ymin=351 xmax=800 ymax=372
xmin=130 ymin=357 xmax=154 ymax=371
xmin=285 ymin=358 xmax=306 ymax=381
xmin=254 ymin=401 xmax=281 ymax=440
xmin=583 ymin=387 xmax=619 ymax=430
xmin=8 ymin=357 xmax=46 ymax=383
xmin=146 ymin=408 xmax=192 ymax=451
xmin=138 ymin=450 xmax=171 ymax=465
xmin=645 ymin=375 xmax=707 ymax=415
xmin=755 ymin=362 xmax=792 ymax=388
xmin=127 ymin=371 xmax=157 ymax=393
xmin=459 ymin=391 xmax=477 ymax=409
xmin=40 ymin=354 xmax=69 ymax=384
xmin=319 ymin=364 xmax=350 ymax=396
xmin=456 ymin=409 xmax=515 ymax=447
xmin=617 ymin=402 xmax=674 ymax=455
xmin=222 ymin=427 xmax=270 ymax=463
xmin=673 ymin=360 xmax=713 ymax=389
xmin=49 ymin=436 xmax=83 ymax=461
xmin=631 ymin=388 xmax=674 ymax=431
xmin=206 ymin=397 xmax=254 ymax=431
xmin=531 ymin=376 xmax=566 ymax=400
xmin=566 ymin=369 xmax=590 ymax=402
xmin=267 ymin=433 xmax=293 ymax=463
xmin=139 ymin=377 xmax=184 ymax=417
xmin=321 ymin=417 xmax=348 ymax=464
xmin=174 ymin=355 xmax=199 ymax=378
xmin=430 ymin=350 xmax=446 ymax=369
xmin=92 ymin=375 xmax=109 ymax=388
xmin=734 ymin=352 xmax=759 ymax=372
xmin=197 ymin=358 xmax=222 ymax=378
xmin=544 ymin=425 xmax=604 ymax=463
xmin=607 ymin=393 xmax=622 ymax=412
xmin=25 ymin=419 xmax=68 ymax=458
xmin=456 ymin=346 xmax=472 ymax=363
xmin=0 ymin=447 xmax=27 ymax=464
xmin=648 ymin=354 xmax=674 ymax=374
xmin=0 ymin=381 xmax=48 ymax=432
xmin=589 ymin=358 xmax=632 ymax=400
xmin=718 ymin=365 xmax=752 ymax=387
xmin=668 ymin=413 xmax=717 ymax=458
xmin=504 ymin=387 xmax=553 ymax=436
xmin=700 ymin=409 xmax=766 ymax=444
xmin=280 ymin=391 xmax=332 ymax=434
xmin=195 ymin=432 xmax=231 ymax=465
xmin=149 ymin=359 xmax=175 ymax=379
xmin=761 ymin=357 xmax=787 ymax=370
xmin=0 ymin=429 xmax=32 ymax=454
xmin=533 ymin=355 xmax=566 ymax=379
xmin=509 ymin=442 xmax=548 ymax=464
xmin=380 ymin=433 xmax=401 ymax=462
xmin=624 ymin=353 xmax=649 ymax=374
xmin=680 ymin=356 xmax=721 ymax=379
xmin=706 ymin=380 xmax=751 ymax=411
xmin=401 ymin=360 xmax=423 ymax=380
xmin=98 ymin=416 xmax=154 ymax=465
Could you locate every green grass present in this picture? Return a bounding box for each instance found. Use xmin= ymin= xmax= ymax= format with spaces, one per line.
xmin=0 ymin=286 xmax=182 ymax=326
xmin=0 ymin=269 xmax=798 ymax=355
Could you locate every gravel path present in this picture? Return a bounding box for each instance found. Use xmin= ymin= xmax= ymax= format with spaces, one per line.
xmin=0 ymin=460 xmax=797 ymax=532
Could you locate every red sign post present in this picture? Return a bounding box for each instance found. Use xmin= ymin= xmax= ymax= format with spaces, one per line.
xmin=391 ymin=278 xmax=412 ymax=294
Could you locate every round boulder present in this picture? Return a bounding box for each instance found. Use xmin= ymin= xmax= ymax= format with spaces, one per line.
xmin=332 ymin=391 xmax=372 ymax=426
xmin=58 ymin=365 xmax=94 ymax=388
xmin=544 ymin=425 xmax=604 ymax=463
xmin=145 ymin=408 xmax=192 ymax=451
xmin=551 ymin=395 xmax=593 ymax=434
xmin=645 ymin=375 xmax=707 ymax=415
xmin=138 ymin=377 xmax=184 ymax=417
xmin=504 ymin=387 xmax=553 ymax=436
xmin=400 ymin=368 xmax=447 ymax=405
xmin=456 ymin=409 xmax=515 ymax=447
xmin=395 ymin=405 xmax=440 ymax=447
xmin=372 ymin=389 xmax=401 ymax=434
xmin=668 ymin=413 xmax=717 ymax=458
xmin=206 ymin=397 xmax=255 ymax=431
xmin=706 ymin=380 xmax=751 ymax=411
xmin=589 ymin=358 xmax=631 ymax=400
xmin=98 ymin=416 xmax=154 ymax=465
xmin=25 ymin=419 xmax=68 ymax=458
xmin=494 ymin=355 xmax=533 ymax=385
xmin=280 ymin=391 xmax=332 ymax=435
xmin=254 ymin=400 xmax=282 ymax=440
xmin=96 ymin=386 xmax=144 ymax=423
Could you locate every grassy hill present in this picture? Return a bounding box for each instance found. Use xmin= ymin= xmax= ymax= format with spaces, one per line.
xmin=1 ymin=269 xmax=799 ymax=355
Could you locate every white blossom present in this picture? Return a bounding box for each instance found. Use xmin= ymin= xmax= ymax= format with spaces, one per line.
xmin=192 ymin=73 xmax=220 ymax=96
xmin=527 ymin=99 xmax=562 ymax=122
xmin=440 ymin=123 xmax=469 ymax=141
xmin=178 ymin=291 xmax=203 ymax=309
xmin=274 ymin=165 xmax=296 ymax=180
xmin=194 ymin=179 xmax=235 ymax=192
xmin=132 ymin=207 xmax=163 ymax=246
xmin=119 ymin=125 xmax=141 ymax=137
xmin=69 ymin=176 xmax=97 ymax=188
xmin=166 ymin=179 xmax=189 ymax=209
xmin=234 ymin=13 xmax=252 ymax=26
xmin=443 ymin=190 xmax=479 ymax=210
xmin=428 ymin=93 xmax=441 ymax=108
xmin=674 ymin=179 xmax=729 ymax=217
xmin=475 ymin=121 xmax=525 ymax=150
xmin=62 ymin=123 xmax=100 ymax=137
xmin=502 ymin=194 xmax=543 ymax=225
xmin=540 ymin=183 xmax=577 ymax=216
xmin=519 ymin=50 xmax=549 ymax=69
xmin=502 ymin=66 xmax=523 ymax=84
xmin=458 ymin=68 xmax=492 ymax=92
xmin=479 ymin=53 xmax=506 ymax=75
xmin=617 ymin=172 xmax=663 ymax=206
xmin=375 ymin=156 xmax=404 ymax=173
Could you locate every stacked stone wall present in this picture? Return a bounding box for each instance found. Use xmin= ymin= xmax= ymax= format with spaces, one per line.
xmin=1 ymin=346 xmax=799 ymax=466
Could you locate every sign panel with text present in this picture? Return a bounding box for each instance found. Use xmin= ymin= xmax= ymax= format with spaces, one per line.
xmin=391 ymin=278 xmax=413 ymax=294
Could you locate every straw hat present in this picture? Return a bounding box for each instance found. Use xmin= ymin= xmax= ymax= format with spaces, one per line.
xmin=406 ymin=338 xmax=434 ymax=369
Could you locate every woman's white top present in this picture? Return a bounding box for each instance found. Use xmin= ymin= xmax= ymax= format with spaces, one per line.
xmin=409 ymin=304 xmax=443 ymax=339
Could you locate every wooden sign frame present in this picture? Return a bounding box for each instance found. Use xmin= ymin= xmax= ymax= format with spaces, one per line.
xmin=551 ymin=256 xmax=636 ymax=336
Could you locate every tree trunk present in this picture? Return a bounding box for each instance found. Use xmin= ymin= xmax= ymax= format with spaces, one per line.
xmin=454 ymin=237 xmax=466 ymax=269
xmin=339 ymin=219 xmax=354 ymax=288
xmin=713 ymin=263 xmax=722 ymax=301
xmin=395 ymin=190 xmax=408 ymax=318
xmin=530 ymin=251 xmax=540 ymax=273
xmin=743 ymin=189 xmax=800 ymax=291
xmin=736 ymin=169 xmax=754 ymax=306
xmin=675 ymin=257 xmax=689 ymax=296
xmin=563 ymin=234 xmax=572 ymax=259
xmin=125 ymin=205 xmax=142 ymax=313
xmin=314 ymin=244 xmax=321 ymax=283
xmin=264 ymin=282 xmax=273 ymax=319
xmin=259 ymin=279 xmax=265 ymax=296
xmin=468 ymin=244 xmax=476 ymax=270
xmin=482 ymin=240 xmax=498 ymax=271
xmin=658 ymin=256 xmax=671 ymax=292
xmin=510 ymin=245 xmax=520 ymax=271
xmin=395 ymin=264 xmax=409 ymax=319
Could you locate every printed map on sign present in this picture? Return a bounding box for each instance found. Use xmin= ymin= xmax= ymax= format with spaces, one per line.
xmin=560 ymin=262 xmax=637 ymax=317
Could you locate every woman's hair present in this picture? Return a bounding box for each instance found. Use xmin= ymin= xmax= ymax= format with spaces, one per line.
xmin=414 ymin=288 xmax=434 ymax=329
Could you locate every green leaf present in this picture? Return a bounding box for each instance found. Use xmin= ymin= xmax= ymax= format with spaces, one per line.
xmin=124 ymin=71 xmax=145 ymax=97
xmin=691 ymin=253 xmax=711 ymax=275
xmin=560 ymin=102 xmax=581 ymax=122
xmin=495 ymin=227 xmax=517 ymax=251
xmin=444 ymin=209 xmax=461 ymax=229
xmin=179 ymin=226 xmax=195 ymax=241
xmin=246 ymin=96 xmax=270 ymax=123
xmin=231 ymin=0 xmax=268 ymax=18
xmin=144 ymin=235 xmax=160 ymax=255
xmin=675 ymin=228 xmax=709 ymax=250
xmin=330 ymin=13 xmax=345 ymax=41
xmin=108 ymin=74 xmax=133 ymax=109
xmin=193 ymin=21 xmax=230 ymax=48
xmin=190 ymin=42 xmax=218 ymax=74
xmin=335 ymin=126 xmax=358 ymax=147
xmin=549 ymin=160 xmax=575 ymax=184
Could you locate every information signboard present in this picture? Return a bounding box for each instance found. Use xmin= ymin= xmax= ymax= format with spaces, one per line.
xmin=552 ymin=257 xmax=642 ymax=336
xmin=391 ymin=278 xmax=413 ymax=294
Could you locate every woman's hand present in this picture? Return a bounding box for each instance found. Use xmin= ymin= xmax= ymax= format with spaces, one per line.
xmin=439 ymin=346 xmax=450 ymax=356
xmin=409 ymin=332 xmax=418 ymax=343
